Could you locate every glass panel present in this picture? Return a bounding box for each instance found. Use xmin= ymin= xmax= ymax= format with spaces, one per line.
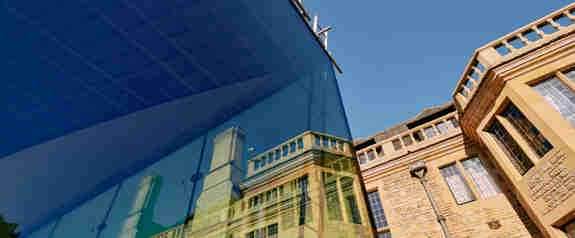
xmin=501 ymin=102 xmax=553 ymax=157
xmin=297 ymin=175 xmax=310 ymax=225
xmin=378 ymin=231 xmax=392 ymax=238
xmin=440 ymin=164 xmax=476 ymax=204
xmin=282 ymin=145 xmax=289 ymax=157
xmin=423 ymin=127 xmax=436 ymax=138
xmin=267 ymin=223 xmax=278 ymax=238
xmin=401 ymin=135 xmax=413 ymax=146
xmin=323 ymin=172 xmax=343 ymax=221
xmin=261 ymin=155 xmax=267 ymax=167
xmin=322 ymin=136 xmax=329 ymax=147
xmin=341 ymin=177 xmax=361 ymax=224
xmin=461 ymin=157 xmax=501 ymax=199
xmin=392 ymin=139 xmax=402 ymax=151
xmin=275 ymin=150 xmax=281 ymax=161
xmin=533 ymin=77 xmax=575 ymax=127
xmin=488 ymin=120 xmax=533 ymax=175
xmin=436 ymin=121 xmax=449 ymax=134
xmin=290 ymin=142 xmax=296 ymax=153
xmin=367 ymin=150 xmax=376 ymax=161
xmin=315 ymin=135 xmax=321 ymax=146
xmin=254 ymin=160 xmax=260 ymax=170
xmin=367 ymin=191 xmax=388 ymax=228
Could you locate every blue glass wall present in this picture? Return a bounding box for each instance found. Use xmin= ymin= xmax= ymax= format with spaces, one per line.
xmin=20 ymin=58 xmax=350 ymax=238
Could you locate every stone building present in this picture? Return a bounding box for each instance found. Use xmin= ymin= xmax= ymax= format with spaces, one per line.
xmin=355 ymin=103 xmax=541 ymax=238
xmin=355 ymin=2 xmax=575 ymax=238
xmin=452 ymin=2 xmax=575 ymax=238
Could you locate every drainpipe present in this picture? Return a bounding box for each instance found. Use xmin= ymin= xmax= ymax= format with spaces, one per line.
xmin=409 ymin=161 xmax=451 ymax=238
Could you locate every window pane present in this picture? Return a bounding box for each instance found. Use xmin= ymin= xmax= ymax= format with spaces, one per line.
xmin=331 ymin=138 xmax=337 ymax=149
xmin=358 ymin=154 xmax=367 ymax=164
xmin=436 ymin=121 xmax=449 ymax=134
xmin=488 ymin=120 xmax=533 ymax=175
xmin=533 ymin=76 xmax=575 ymax=127
xmin=323 ymin=172 xmax=343 ymax=221
xmin=402 ymin=135 xmax=413 ymax=146
xmin=501 ymin=102 xmax=553 ymax=157
xmin=268 ymin=152 xmax=274 ymax=164
xmin=275 ymin=149 xmax=281 ymax=161
xmin=290 ymin=142 xmax=296 ymax=153
xmin=367 ymin=150 xmax=376 ymax=161
xmin=392 ymin=139 xmax=402 ymax=151
xmin=461 ymin=157 xmax=501 ymax=199
xmin=322 ymin=136 xmax=329 ymax=147
xmin=440 ymin=164 xmax=476 ymax=204
xmin=424 ymin=127 xmax=436 ymax=138
xmin=367 ymin=191 xmax=388 ymax=228
xmin=282 ymin=145 xmax=289 ymax=157
xmin=267 ymin=223 xmax=278 ymax=238
xmin=254 ymin=160 xmax=260 ymax=170
xmin=339 ymin=141 xmax=345 ymax=151
xmin=377 ymin=231 xmax=392 ymax=238
xmin=261 ymin=156 xmax=266 ymax=167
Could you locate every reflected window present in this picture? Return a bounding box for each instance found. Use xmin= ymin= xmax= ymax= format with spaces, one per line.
xmin=367 ymin=191 xmax=388 ymax=229
xmin=436 ymin=121 xmax=449 ymax=134
xmin=315 ymin=135 xmax=321 ymax=146
xmin=533 ymin=76 xmax=575 ymax=127
xmin=424 ymin=126 xmax=436 ymax=138
xmin=378 ymin=231 xmax=392 ymax=238
xmin=254 ymin=160 xmax=260 ymax=170
xmin=440 ymin=164 xmax=476 ymax=204
xmin=488 ymin=120 xmax=534 ymax=175
xmin=501 ymin=102 xmax=553 ymax=157
xmin=461 ymin=157 xmax=500 ymax=199
xmin=323 ymin=172 xmax=343 ymax=221
xmin=290 ymin=142 xmax=296 ymax=153
xmin=268 ymin=152 xmax=274 ymax=164
xmin=282 ymin=145 xmax=289 ymax=157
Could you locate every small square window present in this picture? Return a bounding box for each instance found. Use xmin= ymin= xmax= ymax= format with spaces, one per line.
xmin=402 ymin=135 xmax=413 ymax=146
xmin=297 ymin=138 xmax=303 ymax=150
xmin=413 ymin=131 xmax=425 ymax=142
xmin=392 ymin=139 xmax=402 ymax=151
xmin=424 ymin=127 xmax=436 ymax=138
xmin=375 ymin=145 xmax=384 ymax=156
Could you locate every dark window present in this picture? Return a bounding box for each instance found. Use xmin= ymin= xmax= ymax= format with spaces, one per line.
xmin=376 ymin=145 xmax=384 ymax=156
xmin=331 ymin=138 xmax=338 ymax=149
xmin=261 ymin=156 xmax=266 ymax=167
xmin=254 ymin=160 xmax=260 ymax=170
xmin=297 ymin=138 xmax=304 ymax=150
xmin=275 ymin=149 xmax=281 ymax=161
xmin=268 ymin=152 xmax=274 ymax=164
xmin=501 ymin=102 xmax=553 ymax=157
xmin=413 ymin=131 xmax=425 ymax=142
xmin=282 ymin=145 xmax=289 ymax=157
xmin=488 ymin=120 xmax=534 ymax=175
xmin=322 ymin=136 xmax=329 ymax=147
xmin=298 ymin=175 xmax=310 ymax=225
xmin=367 ymin=191 xmax=388 ymax=229
xmin=341 ymin=177 xmax=361 ymax=224
xmin=290 ymin=142 xmax=296 ymax=153
xmin=323 ymin=172 xmax=343 ymax=221
xmin=267 ymin=223 xmax=278 ymax=238
xmin=315 ymin=135 xmax=321 ymax=146
xmin=339 ymin=141 xmax=345 ymax=151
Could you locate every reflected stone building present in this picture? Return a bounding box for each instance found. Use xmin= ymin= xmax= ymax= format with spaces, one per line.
xmin=134 ymin=129 xmax=373 ymax=238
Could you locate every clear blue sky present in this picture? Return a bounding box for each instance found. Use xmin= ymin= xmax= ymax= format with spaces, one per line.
xmin=301 ymin=0 xmax=572 ymax=140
